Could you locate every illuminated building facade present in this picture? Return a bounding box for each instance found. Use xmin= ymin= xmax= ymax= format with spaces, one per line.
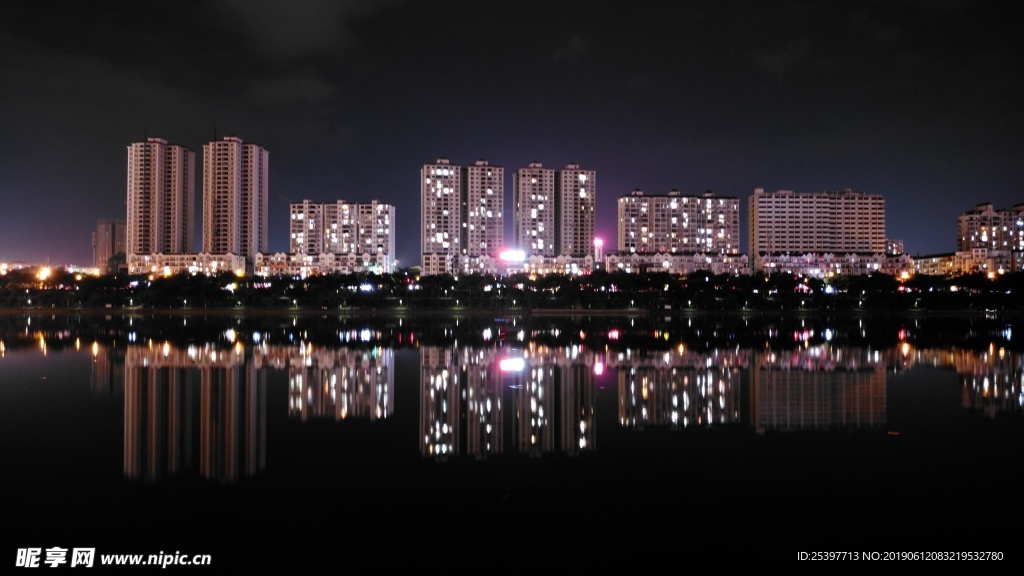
xmin=513 ymin=162 xmax=557 ymax=258
xmin=202 ymin=136 xmax=269 ymax=265
xmin=126 ymin=138 xmax=195 ymax=274
xmin=748 ymin=188 xmax=886 ymax=273
xmin=287 ymin=199 xmax=396 ymax=273
xmin=557 ymin=163 xmax=596 ymax=258
xmin=421 ymin=159 xmax=462 ymax=275
xmin=289 ymin=200 xmax=325 ymax=255
xmin=604 ymin=251 xmax=749 ymax=275
xmin=617 ymin=189 xmax=740 ymax=255
xmin=462 ymin=160 xmax=504 ymax=273
xmin=957 ymin=202 xmax=1024 ymax=253
xmin=420 ymin=158 xmax=595 ymax=274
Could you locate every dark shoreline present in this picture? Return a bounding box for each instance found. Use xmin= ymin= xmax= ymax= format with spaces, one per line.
xmin=1 ymin=306 xmax=1017 ymax=318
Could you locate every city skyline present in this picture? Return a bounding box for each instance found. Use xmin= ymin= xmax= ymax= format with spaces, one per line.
xmin=17 ymin=160 xmax=1024 ymax=277
xmin=3 ymin=2 xmax=1023 ymax=268
xmin=12 ymin=140 xmax=1024 ymax=271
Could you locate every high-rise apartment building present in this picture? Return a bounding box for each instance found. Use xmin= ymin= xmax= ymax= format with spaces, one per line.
xmin=462 ymin=160 xmax=504 ymax=273
xmin=288 ymin=200 xmax=396 ymax=272
xmin=957 ymin=202 xmax=1024 ymax=252
xmin=289 ymin=199 xmax=325 ymax=255
xmin=748 ymin=188 xmax=885 ymax=262
xmin=557 ymin=163 xmax=596 ymax=258
xmin=328 ymin=201 xmax=360 ymax=255
xmin=202 ymin=136 xmax=268 ymax=263
xmin=421 ymin=159 xmax=462 ymax=275
xmin=513 ymin=162 xmax=556 ymax=258
xmin=351 ymin=201 xmax=396 ymax=264
xmin=126 ymin=138 xmax=195 ymax=274
xmin=617 ymin=190 xmax=740 ymax=255
xmin=93 ymin=218 xmax=127 ymax=274
xmin=422 ymin=158 xmax=596 ymax=275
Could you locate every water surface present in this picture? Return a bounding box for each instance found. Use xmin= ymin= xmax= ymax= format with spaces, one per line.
xmin=2 ymin=311 xmax=1020 ymax=569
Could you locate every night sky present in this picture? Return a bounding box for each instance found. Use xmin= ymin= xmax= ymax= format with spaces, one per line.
xmin=2 ymin=0 xmax=1022 ymax=269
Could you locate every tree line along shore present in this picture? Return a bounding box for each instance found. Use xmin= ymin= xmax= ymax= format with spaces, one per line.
xmin=2 ymin=267 xmax=1023 ymax=314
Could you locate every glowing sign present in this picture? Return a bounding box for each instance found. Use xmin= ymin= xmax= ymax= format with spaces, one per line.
xmin=500 ymin=250 xmax=526 ymax=262
xmin=499 ymin=358 xmax=525 ymax=372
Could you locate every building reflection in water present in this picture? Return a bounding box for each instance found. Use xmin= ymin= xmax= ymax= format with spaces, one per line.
xmin=90 ymin=340 xmax=123 ymax=396
xmin=122 ymin=342 xmax=266 ymax=484
xmin=750 ymin=346 xmax=887 ymax=433
xmin=607 ymin=345 xmax=746 ymax=429
xmin=419 ymin=342 xmax=596 ymax=459
xmin=957 ymin=344 xmax=1023 ymax=418
xmin=421 ymin=347 xmax=500 ymax=459
xmin=511 ymin=343 xmax=596 ymax=457
xmin=287 ymin=344 xmax=394 ymax=421
xmin=911 ymin=343 xmax=1023 ymax=418
xmin=84 ymin=327 xmax=1022 ymax=481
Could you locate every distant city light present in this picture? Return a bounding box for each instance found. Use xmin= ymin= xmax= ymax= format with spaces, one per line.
xmin=499 ymin=358 xmax=525 ymax=372
xmin=500 ymin=249 xmax=525 ymax=262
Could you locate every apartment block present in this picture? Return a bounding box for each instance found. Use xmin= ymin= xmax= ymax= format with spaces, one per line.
xmin=957 ymin=202 xmax=1024 ymax=252
xmin=617 ymin=189 xmax=740 ymax=255
xmin=748 ymin=188 xmax=885 ymax=271
xmin=513 ymin=163 xmax=557 ymax=258
xmin=557 ymin=163 xmax=596 ymax=258
xmin=286 ymin=199 xmax=396 ymax=273
xmin=126 ymin=138 xmax=195 ymax=274
xmin=462 ymin=160 xmax=504 ymax=273
xmin=421 ymin=158 xmax=462 ymax=275
xmin=202 ymin=136 xmax=268 ymax=264
xmin=289 ymin=200 xmax=326 ymax=255
xmin=422 ymin=158 xmax=595 ymax=275
xmin=93 ymin=218 xmax=126 ymax=274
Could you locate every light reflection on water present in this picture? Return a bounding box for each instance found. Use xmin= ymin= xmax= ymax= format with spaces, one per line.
xmin=2 ymin=312 xmax=1022 ymax=566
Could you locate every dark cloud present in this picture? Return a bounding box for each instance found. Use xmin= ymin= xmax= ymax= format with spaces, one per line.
xmin=213 ymin=0 xmax=353 ymax=59
xmin=551 ymin=34 xmax=590 ymax=65
xmin=751 ymin=38 xmax=814 ymax=77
